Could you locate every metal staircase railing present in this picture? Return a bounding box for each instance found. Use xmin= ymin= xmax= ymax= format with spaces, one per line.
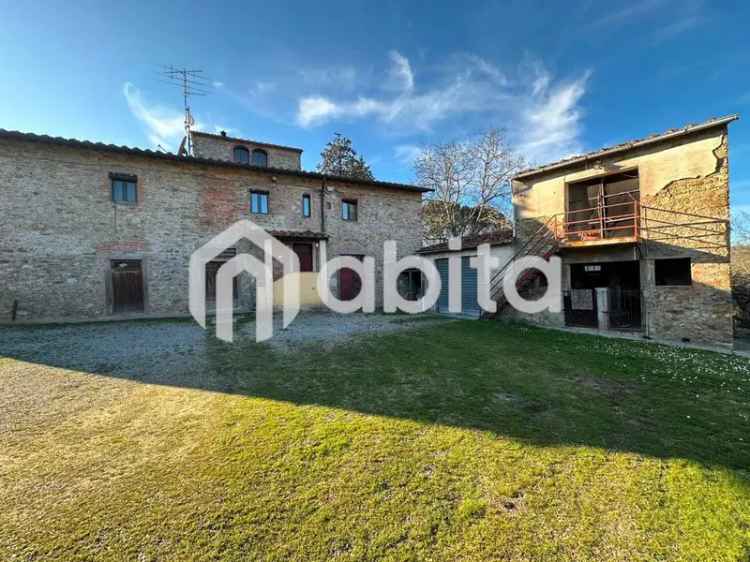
xmin=484 ymin=215 xmax=560 ymax=317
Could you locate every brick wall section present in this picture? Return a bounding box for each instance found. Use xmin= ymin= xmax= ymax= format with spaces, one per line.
xmin=640 ymin=134 xmax=733 ymax=345
xmin=192 ymin=134 xmax=301 ymax=170
xmin=0 ymin=137 xmax=422 ymax=322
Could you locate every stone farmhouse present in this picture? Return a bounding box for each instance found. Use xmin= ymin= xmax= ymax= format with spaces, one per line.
xmin=0 ymin=128 xmax=428 ymax=322
xmin=496 ymin=115 xmax=737 ymax=347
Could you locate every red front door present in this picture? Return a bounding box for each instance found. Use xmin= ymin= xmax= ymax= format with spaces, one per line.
xmin=292 ymin=243 xmax=314 ymax=272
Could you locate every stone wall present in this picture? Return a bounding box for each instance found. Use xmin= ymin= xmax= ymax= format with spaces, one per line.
xmin=507 ymin=125 xmax=734 ymax=346
xmin=192 ymin=133 xmax=301 ymax=170
xmin=639 ymin=134 xmax=732 ymax=345
xmin=0 ymin=137 xmax=423 ymax=322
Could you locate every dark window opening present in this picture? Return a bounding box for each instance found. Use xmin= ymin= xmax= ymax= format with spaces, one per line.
xmin=252 ymin=149 xmax=269 ymax=167
xmin=655 ymin=258 xmax=691 ymax=286
xmin=110 ymin=174 xmax=137 ymax=204
xmin=233 ymin=146 xmax=250 ymax=164
xmin=250 ymin=191 xmax=269 ymax=214
xmin=302 ymin=194 xmax=311 ymax=217
xmin=398 ymin=268 xmax=423 ymax=301
xmin=342 ymin=199 xmax=358 ymax=221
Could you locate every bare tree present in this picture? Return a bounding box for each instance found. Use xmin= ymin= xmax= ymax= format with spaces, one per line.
xmin=733 ymin=210 xmax=750 ymax=246
xmin=415 ymin=129 xmax=525 ymax=242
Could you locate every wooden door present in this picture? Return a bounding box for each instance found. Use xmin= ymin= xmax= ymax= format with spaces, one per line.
xmin=292 ymin=243 xmax=314 ymax=272
xmin=111 ymin=260 xmax=144 ymax=313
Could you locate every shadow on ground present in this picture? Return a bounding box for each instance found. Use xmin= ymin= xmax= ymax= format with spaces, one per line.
xmin=1 ymin=314 xmax=749 ymax=471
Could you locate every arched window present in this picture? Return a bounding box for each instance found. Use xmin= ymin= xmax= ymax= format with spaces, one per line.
xmin=252 ymin=149 xmax=269 ymax=167
xmin=233 ymin=146 xmax=250 ymax=164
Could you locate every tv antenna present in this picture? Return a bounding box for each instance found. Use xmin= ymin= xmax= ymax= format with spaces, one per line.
xmin=161 ymin=66 xmax=210 ymax=156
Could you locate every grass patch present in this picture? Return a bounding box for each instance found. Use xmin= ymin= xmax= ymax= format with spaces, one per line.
xmin=1 ymin=320 xmax=749 ymax=560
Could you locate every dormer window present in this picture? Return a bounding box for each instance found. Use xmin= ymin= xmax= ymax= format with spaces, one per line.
xmin=252 ymin=149 xmax=269 ymax=167
xmin=233 ymin=146 xmax=250 ymax=164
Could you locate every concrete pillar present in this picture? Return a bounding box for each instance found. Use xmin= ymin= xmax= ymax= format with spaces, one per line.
xmin=596 ymin=287 xmax=609 ymax=330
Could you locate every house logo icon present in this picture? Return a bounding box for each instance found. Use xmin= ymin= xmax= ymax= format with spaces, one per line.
xmin=189 ymin=220 xmax=300 ymax=342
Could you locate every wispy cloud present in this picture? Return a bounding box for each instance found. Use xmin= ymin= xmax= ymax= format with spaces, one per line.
xmin=296 ymin=51 xmax=514 ymax=130
xmin=519 ymin=67 xmax=591 ymax=164
xmin=386 ymin=50 xmax=414 ymax=92
xmin=651 ymin=15 xmax=703 ymax=44
xmin=296 ymin=51 xmax=590 ymax=165
xmin=589 ymin=0 xmax=665 ymax=27
xmin=394 ymin=144 xmax=424 ymax=165
xmin=298 ymin=65 xmax=360 ymax=92
xmin=122 ymin=82 xmax=192 ymax=150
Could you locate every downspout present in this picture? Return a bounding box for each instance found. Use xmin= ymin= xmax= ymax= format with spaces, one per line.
xmin=320 ymin=177 xmax=327 ymax=234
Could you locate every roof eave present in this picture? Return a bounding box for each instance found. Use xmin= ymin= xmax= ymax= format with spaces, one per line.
xmin=191 ymin=131 xmax=304 ymax=153
xmin=0 ymin=129 xmax=431 ymax=193
xmin=513 ymin=114 xmax=740 ymax=181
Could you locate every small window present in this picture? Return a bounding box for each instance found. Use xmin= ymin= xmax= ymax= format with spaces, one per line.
xmin=655 ymin=258 xmax=691 ymax=286
xmin=252 ymin=149 xmax=268 ymax=167
xmin=250 ymin=191 xmax=269 ymax=214
xmin=302 ymin=194 xmax=311 ymax=218
xmin=110 ymin=174 xmax=137 ymax=204
xmin=342 ymin=199 xmax=358 ymax=221
xmin=233 ymin=146 xmax=250 ymax=164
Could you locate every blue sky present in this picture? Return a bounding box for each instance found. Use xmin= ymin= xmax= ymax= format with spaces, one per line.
xmin=1 ymin=1 xmax=749 ymax=206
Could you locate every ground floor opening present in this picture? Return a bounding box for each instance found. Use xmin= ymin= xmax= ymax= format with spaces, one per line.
xmin=564 ymin=260 xmax=641 ymax=330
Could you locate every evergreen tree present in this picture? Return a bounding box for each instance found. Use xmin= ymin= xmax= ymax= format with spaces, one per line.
xmin=317 ymin=133 xmax=375 ymax=181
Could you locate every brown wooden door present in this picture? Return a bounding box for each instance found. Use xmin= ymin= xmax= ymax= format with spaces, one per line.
xmin=292 ymin=243 xmax=314 ymax=272
xmin=339 ymin=255 xmax=363 ymax=301
xmin=111 ymin=260 xmax=144 ymax=313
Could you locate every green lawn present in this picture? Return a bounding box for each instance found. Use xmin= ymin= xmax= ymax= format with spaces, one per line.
xmin=2 ymin=320 xmax=750 ymax=561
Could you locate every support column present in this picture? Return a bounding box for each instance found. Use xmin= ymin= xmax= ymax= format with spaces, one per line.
xmin=595 ymin=287 xmax=609 ymax=330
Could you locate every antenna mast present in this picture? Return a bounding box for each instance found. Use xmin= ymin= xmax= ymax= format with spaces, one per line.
xmin=162 ymin=66 xmax=209 ymax=156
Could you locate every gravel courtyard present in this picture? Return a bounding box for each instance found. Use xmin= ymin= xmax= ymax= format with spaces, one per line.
xmin=0 ymin=312 xmax=450 ymax=378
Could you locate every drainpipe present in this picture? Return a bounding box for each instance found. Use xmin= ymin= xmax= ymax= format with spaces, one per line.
xmin=320 ymin=177 xmax=327 ymax=234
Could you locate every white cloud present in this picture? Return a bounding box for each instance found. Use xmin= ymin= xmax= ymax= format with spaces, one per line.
xmin=213 ymin=81 xmax=224 ymax=89
xmin=123 ymin=82 xmax=197 ymax=150
xmin=519 ymin=69 xmax=591 ymax=164
xmin=295 ymin=52 xmax=515 ymax=130
xmin=387 ymin=50 xmax=414 ymax=92
xmin=295 ymin=52 xmax=590 ymax=166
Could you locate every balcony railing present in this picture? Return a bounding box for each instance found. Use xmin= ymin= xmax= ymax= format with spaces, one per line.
xmin=557 ymin=190 xmax=640 ymax=244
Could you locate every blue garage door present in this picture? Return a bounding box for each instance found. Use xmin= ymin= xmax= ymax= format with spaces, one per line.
xmin=434 ymin=256 xmax=479 ymax=315
xmin=461 ymin=256 xmax=479 ymax=316
xmin=436 ymin=258 xmax=449 ymax=311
